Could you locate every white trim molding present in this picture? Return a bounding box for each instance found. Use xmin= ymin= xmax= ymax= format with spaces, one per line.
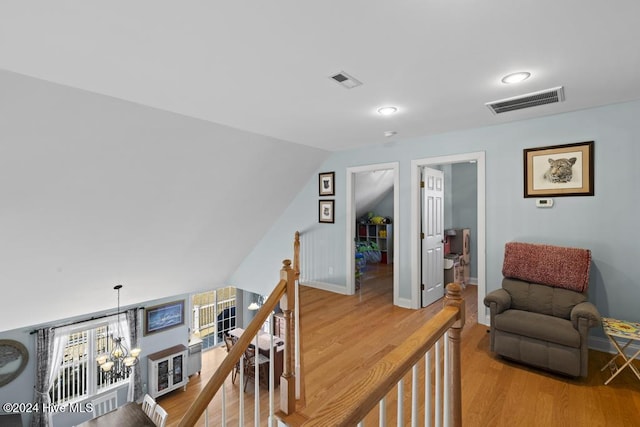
xmin=301 ymin=281 xmax=350 ymax=295
xmin=346 ymin=162 xmax=400 ymax=304
xmin=410 ymin=152 xmax=487 ymax=325
xmin=589 ymin=335 xmax=640 ymax=355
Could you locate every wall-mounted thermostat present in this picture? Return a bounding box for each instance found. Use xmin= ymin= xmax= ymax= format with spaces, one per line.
xmin=536 ymin=198 xmax=554 ymax=208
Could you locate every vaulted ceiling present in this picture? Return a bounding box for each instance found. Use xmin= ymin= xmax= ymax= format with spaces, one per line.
xmin=2 ymin=1 xmax=640 ymax=331
xmin=2 ymin=1 xmax=639 ymax=151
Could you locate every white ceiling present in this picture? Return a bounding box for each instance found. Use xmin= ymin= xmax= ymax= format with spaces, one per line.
xmin=1 ymin=1 xmax=640 ymax=152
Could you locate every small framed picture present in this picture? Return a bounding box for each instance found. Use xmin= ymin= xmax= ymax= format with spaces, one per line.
xmin=523 ymin=141 xmax=594 ymax=197
xmin=319 ymin=200 xmax=335 ymax=223
xmin=319 ymin=172 xmax=335 ymax=196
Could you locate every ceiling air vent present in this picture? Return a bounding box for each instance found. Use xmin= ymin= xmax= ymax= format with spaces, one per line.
xmin=486 ymin=86 xmax=565 ymax=115
xmin=329 ymin=71 xmax=363 ymax=89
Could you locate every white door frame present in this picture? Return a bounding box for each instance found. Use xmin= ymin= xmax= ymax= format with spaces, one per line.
xmin=346 ymin=162 xmax=400 ymax=302
xmin=410 ymin=152 xmax=488 ymax=325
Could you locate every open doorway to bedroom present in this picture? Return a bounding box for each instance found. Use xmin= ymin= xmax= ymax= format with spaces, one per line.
xmin=411 ymin=152 xmax=487 ymax=325
xmin=346 ymin=162 xmax=399 ymax=304
xmin=354 ymin=168 xmax=394 ymax=293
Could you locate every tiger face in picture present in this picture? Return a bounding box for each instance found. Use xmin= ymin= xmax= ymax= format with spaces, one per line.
xmin=544 ymin=157 xmax=577 ymax=183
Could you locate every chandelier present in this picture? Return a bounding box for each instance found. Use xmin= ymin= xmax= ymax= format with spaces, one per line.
xmin=96 ymin=285 xmax=141 ymax=380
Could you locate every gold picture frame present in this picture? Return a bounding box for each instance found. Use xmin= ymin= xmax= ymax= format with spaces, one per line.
xmin=524 ymin=141 xmax=594 ymax=198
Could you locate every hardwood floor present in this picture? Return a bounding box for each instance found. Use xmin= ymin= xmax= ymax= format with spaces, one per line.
xmin=160 ymin=265 xmax=640 ymax=426
xmin=159 ymin=342 xmax=280 ymax=426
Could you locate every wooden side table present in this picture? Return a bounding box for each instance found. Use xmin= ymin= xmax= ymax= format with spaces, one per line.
xmin=600 ymin=317 xmax=640 ymax=385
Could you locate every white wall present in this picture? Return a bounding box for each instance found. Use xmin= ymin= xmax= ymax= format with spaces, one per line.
xmin=451 ymin=162 xmax=477 ymax=279
xmin=370 ymin=190 xmax=394 ymax=219
xmin=230 ymin=99 xmax=640 ymax=337
xmin=0 ymin=70 xmax=329 ymax=331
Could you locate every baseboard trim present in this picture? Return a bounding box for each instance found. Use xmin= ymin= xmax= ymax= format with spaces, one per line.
xmin=394 ymin=296 xmax=413 ymax=309
xmin=589 ymin=335 xmax=640 ymax=354
xmin=300 ymin=280 xmax=349 ymax=295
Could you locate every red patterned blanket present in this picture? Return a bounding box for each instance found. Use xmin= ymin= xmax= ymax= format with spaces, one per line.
xmin=502 ymin=242 xmax=591 ymax=292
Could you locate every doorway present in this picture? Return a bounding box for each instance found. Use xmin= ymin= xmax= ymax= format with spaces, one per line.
xmin=346 ymin=162 xmax=399 ymax=302
xmin=411 ymin=152 xmax=487 ymax=325
xmin=421 ymin=166 xmax=445 ymax=307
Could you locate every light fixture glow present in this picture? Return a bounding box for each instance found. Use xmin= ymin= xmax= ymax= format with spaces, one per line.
xmin=96 ymin=285 xmax=141 ymax=381
xmin=501 ymin=72 xmax=531 ymax=84
xmin=377 ymin=106 xmax=398 ymax=116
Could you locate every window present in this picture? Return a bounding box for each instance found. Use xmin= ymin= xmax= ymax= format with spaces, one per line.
xmin=191 ymin=286 xmax=236 ymax=349
xmin=49 ymin=318 xmax=130 ymax=405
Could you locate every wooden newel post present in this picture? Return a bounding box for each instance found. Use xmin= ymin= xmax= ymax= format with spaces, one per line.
xmin=445 ymin=283 xmax=465 ymax=427
xmin=280 ymin=259 xmax=296 ymax=415
xmin=294 ymin=231 xmax=300 ymax=280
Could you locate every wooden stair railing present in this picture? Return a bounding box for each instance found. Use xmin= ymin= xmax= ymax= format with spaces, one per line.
xmin=177 ymin=232 xmax=300 ymax=427
xmin=297 ymin=283 xmax=465 ymax=427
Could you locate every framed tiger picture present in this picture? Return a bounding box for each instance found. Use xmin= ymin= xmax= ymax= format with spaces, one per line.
xmin=523 ymin=141 xmax=594 ymax=198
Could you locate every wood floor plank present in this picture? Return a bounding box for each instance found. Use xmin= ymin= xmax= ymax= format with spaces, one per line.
xmin=160 ymin=265 xmax=640 ymax=426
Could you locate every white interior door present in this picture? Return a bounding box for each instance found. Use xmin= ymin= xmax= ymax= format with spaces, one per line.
xmin=421 ymin=167 xmax=444 ymax=307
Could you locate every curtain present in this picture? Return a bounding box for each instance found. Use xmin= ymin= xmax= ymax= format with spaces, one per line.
xmin=126 ymin=308 xmax=143 ymax=402
xmin=31 ymin=312 xmax=142 ymax=426
xmin=31 ymin=328 xmax=52 ymax=427
xmin=31 ymin=326 xmax=71 ymax=427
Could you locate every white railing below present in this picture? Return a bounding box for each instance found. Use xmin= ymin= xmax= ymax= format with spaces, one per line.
xmin=193 ymin=311 xmax=282 ymax=427
xmin=178 ymin=253 xmax=299 ymax=427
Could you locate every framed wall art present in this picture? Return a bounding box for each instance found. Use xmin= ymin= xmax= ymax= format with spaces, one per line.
xmin=319 ymin=200 xmax=335 ymax=223
xmin=319 ymin=172 xmax=335 ymax=196
xmin=144 ymin=300 xmax=185 ymax=335
xmin=523 ymin=141 xmax=594 ymax=198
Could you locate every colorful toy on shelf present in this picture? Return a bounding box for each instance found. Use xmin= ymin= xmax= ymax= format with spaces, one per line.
xmin=370 ymin=216 xmax=385 ymax=225
xmin=356 ymin=241 xmax=381 ymax=263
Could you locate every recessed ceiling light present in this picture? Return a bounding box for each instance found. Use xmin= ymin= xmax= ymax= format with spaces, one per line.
xmin=384 ymin=131 xmax=397 ymax=137
xmin=501 ymin=72 xmax=531 ymax=84
xmin=377 ymin=106 xmax=398 ymax=116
